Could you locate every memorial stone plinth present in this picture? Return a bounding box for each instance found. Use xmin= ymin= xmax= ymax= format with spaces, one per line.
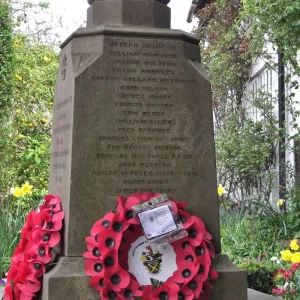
xmin=42 ymin=0 xmax=247 ymax=299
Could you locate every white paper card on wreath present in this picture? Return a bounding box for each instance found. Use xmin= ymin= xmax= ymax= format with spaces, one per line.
xmin=138 ymin=204 xmax=177 ymax=239
xmin=128 ymin=236 xmax=177 ymax=286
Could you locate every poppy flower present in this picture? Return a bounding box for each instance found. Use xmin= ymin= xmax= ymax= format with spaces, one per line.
xmin=176 ymin=245 xmax=197 ymax=265
xmin=94 ymin=209 xmax=129 ymax=234
xmin=11 ymin=246 xmax=26 ymax=267
xmin=194 ymin=262 xmax=210 ymax=283
xmin=194 ymin=243 xmax=211 ymax=283
xmin=206 ymin=241 xmax=216 ymax=258
xmin=110 ymin=215 xmax=129 ymax=234
xmin=34 ymin=209 xmax=63 ymax=231
xmin=32 ymin=228 xmax=60 ymax=248
xmin=105 ymin=268 xmax=130 ymax=292
xmin=101 ymin=249 xmax=119 ymax=271
xmin=176 ymin=201 xmax=187 ymax=209
xmin=26 ymin=242 xmax=52 ymax=264
xmin=199 ymin=280 xmax=212 ymax=300
xmin=116 ymin=196 xmax=126 ymax=208
xmin=90 ymin=275 xmax=107 ymax=292
xmin=187 ymin=216 xmax=205 ymax=247
xmin=83 ymin=247 xmax=101 ymax=261
xmin=208 ymin=269 xmax=218 ymax=281
xmin=85 ymin=236 xmax=100 ymax=252
xmin=177 ymin=291 xmax=194 ymax=300
xmin=40 ymin=194 xmax=62 ymax=212
xmin=21 ymin=211 xmax=37 ymax=240
xmin=28 ymin=261 xmax=46 ymax=278
xmin=21 ymin=274 xmax=41 ymax=294
xmin=16 ymin=283 xmax=36 ymax=300
xmin=167 ymin=261 xmax=198 ymax=285
xmin=97 ymin=229 xmax=122 ymax=255
xmin=6 ymin=265 xmax=19 ymax=286
xmin=4 ymin=286 xmax=13 ymax=300
xmin=91 ymin=212 xmax=115 ymax=236
xmin=181 ymin=278 xmax=204 ymax=299
xmin=100 ymin=283 xmax=117 ymax=300
xmin=141 ymin=285 xmax=153 ymax=300
xmin=171 ymin=236 xmax=191 ymax=252
xmin=119 ymin=275 xmax=142 ymax=300
xmin=152 ymin=283 xmax=180 ymax=300
xmin=84 ymin=259 xmax=105 ymax=277
xmin=177 ymin=209 xmax=194 ymax=229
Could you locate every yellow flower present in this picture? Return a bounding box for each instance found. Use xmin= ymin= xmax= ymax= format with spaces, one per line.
xmin=217 ymin=184 xmax=225 ymax=196
xmin=16 ymin=109 xmax=21 ymax=114
xmin=290 ymin=239 xmax=299 ymax=251
xmin=281 ymin=250 xmax=293 ymax=262
xmin=13 ymin=187 xmax=26 ymax=198
xmin=43 ymin=56 xmax=51 ymax=62
xmin=17 ymin=134 xmax=24 ymax=139
xmin=14 ymin=40 xmax=19 ymax=47
xmin=277 ymin=199 xmax=285 ymax=206
xmin=40 ymin=118 xmax=47 ymax=123
xmin=15 ymin=74 xmax=23 ymax=81
xmin=29 ymin=122 xmax=36 ymax=127
xmin=291 ymin=252 xmax=300 ymax=263
xmin=21 ymin=182 xmax=33 ymax=195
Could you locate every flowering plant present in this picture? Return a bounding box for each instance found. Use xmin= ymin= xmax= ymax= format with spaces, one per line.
xmin=4 ymin=195 xmax=64 ymax=300
xmin=272 ymin=239 xmax=300 ymax=299
xmin=84 ymin=192 xmax=218 ymax=300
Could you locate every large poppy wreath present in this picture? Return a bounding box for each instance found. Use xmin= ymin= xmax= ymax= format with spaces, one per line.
xmin=84 ymin=192 xmax=218 ymax=300
xmin=4 ymin=195 xmax=64 ymax=300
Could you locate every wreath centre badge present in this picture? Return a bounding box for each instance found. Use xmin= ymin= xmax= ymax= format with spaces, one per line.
xmin=140 ymin=245 xmax=163 ymax=275
xmin=128 ymin=236 xmax=177 ymax=286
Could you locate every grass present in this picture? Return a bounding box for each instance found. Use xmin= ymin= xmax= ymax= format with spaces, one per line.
xmin=0 ymin=199 xmax=25 ymax=278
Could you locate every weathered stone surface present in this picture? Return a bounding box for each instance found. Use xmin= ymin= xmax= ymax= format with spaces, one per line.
xmin=41 ymin=257 xmax=98 ymax=300
xmin=42 ymin=1 xmax=248 ymax=299
xmin=87 ymin=0 xmax=171 ymax=28
xmin=49 ymin=26 xmax=220 ymax=257
xmin=211 ymin=255 xmax=247 ymax=300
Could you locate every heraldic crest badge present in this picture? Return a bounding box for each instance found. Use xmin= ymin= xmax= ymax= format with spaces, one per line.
xmin=140 ymin=245 xmax=163 ymax=275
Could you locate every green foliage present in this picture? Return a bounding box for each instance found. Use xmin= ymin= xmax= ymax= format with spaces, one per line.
xmin=0 ymin=34 xmax=58 ymax=205
xmin=0 ymin=0 xmax=14 ymax=115
xmin=241 ymin=0 xmax=300 ymax=73
xmin=220 ymin=206 xmax=283 ymax=263
xmin=216 ymin=94 xmax=278 ymax=202
xmin=238 ymin=260 xmax=277 ymax=294
xmin=0 ymin=198 xmax=25 ymax=278
xmin=0 ymin=0 xmax=59 ymax=276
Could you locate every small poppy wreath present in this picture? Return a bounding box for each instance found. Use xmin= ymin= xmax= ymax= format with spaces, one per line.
xmin=4 ymin=195 xmax=64 ymax=300
xmin=84 ymin=192 xmax=218 ymax=300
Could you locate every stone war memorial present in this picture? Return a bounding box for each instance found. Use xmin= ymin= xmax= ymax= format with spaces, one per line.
xmin=42 ymin=0 xmax=248 ymax=299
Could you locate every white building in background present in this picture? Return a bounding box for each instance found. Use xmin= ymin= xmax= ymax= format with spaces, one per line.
xmin=246 ymin=48 xmax=300 ymax=202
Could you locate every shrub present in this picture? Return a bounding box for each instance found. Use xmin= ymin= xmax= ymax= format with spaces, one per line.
xmin=238 ymin=260 xmax=277 ymax=294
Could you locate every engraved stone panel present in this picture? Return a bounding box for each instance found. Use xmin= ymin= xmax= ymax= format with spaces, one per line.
xmin=49 ymin=35 xmax=219 ymax=256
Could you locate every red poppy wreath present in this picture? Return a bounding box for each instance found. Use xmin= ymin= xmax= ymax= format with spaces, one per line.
xmin=84 ymin=192 xmax=218 ymax=300
xmin=4 ymin=195 xmax=64 ymax=300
